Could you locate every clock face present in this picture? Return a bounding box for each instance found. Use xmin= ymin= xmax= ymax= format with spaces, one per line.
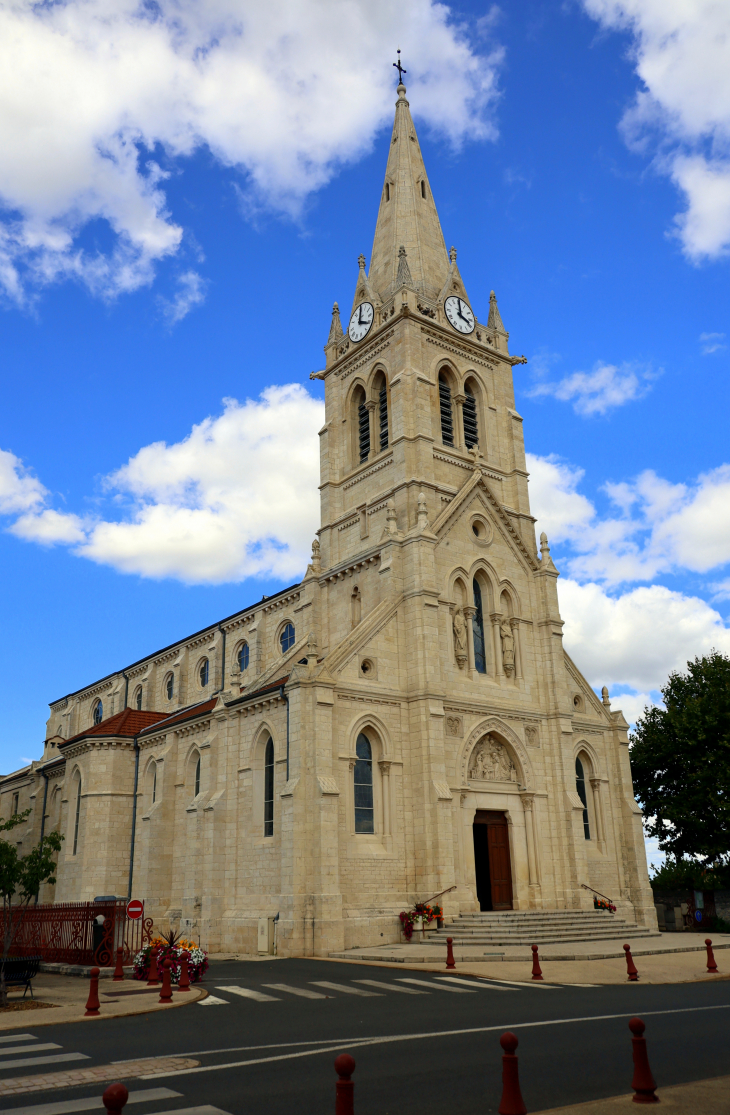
xmin=348 ymin=302 xmax=374 ymax=342
xmin=444 ymin=296 xmax=475 ymax=334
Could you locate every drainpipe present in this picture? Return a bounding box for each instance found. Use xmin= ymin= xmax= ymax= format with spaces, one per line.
xmin=35 ymin=767 xmax=49 ymax=905
xmin=127 ymin=736 xmax=140 ymax=899
xmin=122 ymin=671 xmax=129 ymax=710
xmin=280 ymin=685 xmax=290 ymax=781
xmin=215 ymin=624 xmax=227 ymax=693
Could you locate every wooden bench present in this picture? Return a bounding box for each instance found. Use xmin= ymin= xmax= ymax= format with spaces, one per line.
xmin=1 ymin=956 xmax=42 ymax=999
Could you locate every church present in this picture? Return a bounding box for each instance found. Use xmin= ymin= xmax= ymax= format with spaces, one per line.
xmin=0 ymin=78 xmax=656 ymax=955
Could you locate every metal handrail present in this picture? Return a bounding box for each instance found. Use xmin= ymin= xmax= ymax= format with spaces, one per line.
xmin=581 ymin=883 xmax=615 ymax=906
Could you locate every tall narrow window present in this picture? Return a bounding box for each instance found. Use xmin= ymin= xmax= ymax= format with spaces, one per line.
xmin=463 ymin=383 xmax=479 ymax=449
xmin=199 ymin=659 xmax=209 ymax=687
xmin=264 ymin=737 xmax=274 ymax=837
xmin=152 ymin=764 xmax=157 ymax=804
xmin=421 ymin=179 xmax=427 ymax=199
xmin=93 ymin=700 xmax=103 ymax=725
xmin=11 ymin=792 xmax=19 ymax=816
xmin=472 ymin=579 xmax=487 ymax=674
xmin=194 ymin=756 xmax=201 ymax=797
xmin=135 ymin=687 xmax=143 ymax=710
xmin=280 ymin=623 xmax=295 ymax=653
xmin=358 ymin=400 xmax=370 ymax=461
xmin=385 ymin=182 xmax=390 ymax=202
xmin=238 ymin=643 xmax=249 ymax=672
xmin=354 ymin=734 xmax=374 ymax=833
xmin=379 ymin=385 xmax=388 ymax=450
xmin=72 ymin=778 xmax=81 ymax=855
xmin=166 ymin=673 xmax=174 ymax=701
xmin=575 ymin=757 xmax=590 ymax=838
xmin=439 ymin=375 xmax=454 ymax=445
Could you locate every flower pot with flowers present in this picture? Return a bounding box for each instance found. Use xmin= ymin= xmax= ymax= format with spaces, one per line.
xmin=593 ymin=897 xmax=617 ymax=913
xmin=133 ymin=929 xmax=209 ymax=983
xmin=398 ymin=902 xmax=443 ymax=941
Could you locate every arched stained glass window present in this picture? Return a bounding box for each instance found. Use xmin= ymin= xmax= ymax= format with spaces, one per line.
xmin=280 ymin=623 xmax=295 ymax=653
xmin=238 ymin=643 xmax=249 ymax=672
xmin=354 ymin=734 xmax=374 ymax=833
xmin=92 ymin=700 xmax=103 ymax=726
xmin=152 ymin=764 xmax=157 ymax=804
xmin=575 ymin=757 xmax=590 ymax=839
xmin=194 ymin=756 xmax=201 ymax=798
xmin=166 ymin=673 xmax=174 ymax=701
xmin=72 ymin=777 xmax=82 ymax=855
xmin=264 ymin=737 xmax=274 ymax=837
xmin=439 ymin=374 xmax=454 ymax=445
xmin=199 ymin=659 xmax=209 ymax=687
xmin=472 ymin=579 xmax=487 ymax=674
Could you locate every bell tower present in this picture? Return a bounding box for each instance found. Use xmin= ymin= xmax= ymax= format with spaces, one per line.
xmin=312 ymin=77 xmax=532 ymax=578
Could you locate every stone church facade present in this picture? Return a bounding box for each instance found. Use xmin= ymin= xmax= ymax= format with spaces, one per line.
xmin=1 ymin=81 xmax=656 ymax=955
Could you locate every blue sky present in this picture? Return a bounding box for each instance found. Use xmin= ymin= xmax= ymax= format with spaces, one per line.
xmin=1 ymin=0 xmax=728 ymax=871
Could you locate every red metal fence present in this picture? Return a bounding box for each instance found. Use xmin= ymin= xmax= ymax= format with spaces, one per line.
xmin=2 ymin=900 xmax=153 ymax=966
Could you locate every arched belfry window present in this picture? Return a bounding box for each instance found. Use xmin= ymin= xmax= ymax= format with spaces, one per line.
xmin=264 ymin=737 xmax=274 ymax=837
xmin=373 ymin=372 xmax=388 ymax=452
xmin=463 ymin=382 xmax=479 ymax=449
xmin=575 ymin=757 xmax=590 ymax=839
xmin=354 ymin=733 xmax=374 ymax=833
xmin=358 ymin=400 xmax=370 ymax=461
xmin=472 ymin=579 xmax=487 ymax=674
xmin=438 ymin=373 xmax=454 ymax=446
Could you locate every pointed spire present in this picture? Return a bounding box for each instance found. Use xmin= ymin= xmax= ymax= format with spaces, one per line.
xmin=487 ymin=290 xmax=505 ymax=333
xmin=328 ymin=302 xmax=343 ymax=343
xmin=368 ymin=83 xmax=449 ymax=302
xmin=396 ymin=245 xmax=412 ymax=287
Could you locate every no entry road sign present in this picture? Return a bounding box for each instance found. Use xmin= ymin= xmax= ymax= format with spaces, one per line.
xmin=127 ymin=899 xmax=144 ymax=920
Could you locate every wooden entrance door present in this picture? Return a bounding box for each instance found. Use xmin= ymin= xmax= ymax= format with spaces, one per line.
xmin=473 ymin=811 xmax=513 ymax=910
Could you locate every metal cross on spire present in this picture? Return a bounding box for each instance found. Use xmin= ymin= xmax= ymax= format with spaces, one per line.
xmin=393 ymin=50 xmax=406 ymax=85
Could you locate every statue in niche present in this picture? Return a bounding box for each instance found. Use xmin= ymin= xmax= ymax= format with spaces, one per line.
xmin=351 ymin=586 xmax=362 ymax=628
xmin=500 ymin=619 xmax=515 ymax=676
xmin=468 ymin=735 xmax=517 ymax=782
xmin=452 ymin=607 xmax=468 ymax=670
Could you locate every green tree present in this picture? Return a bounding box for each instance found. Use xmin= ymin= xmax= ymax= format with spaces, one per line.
xmin=0 ymin=811 xmax=63 ymax=1007
xmin=630 ymin=651 xmax=730 ymax=869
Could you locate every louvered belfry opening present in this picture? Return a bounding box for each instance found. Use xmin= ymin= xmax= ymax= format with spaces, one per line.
xmin=439 ymin=374 xmax=454 ymax=445
xmin=358 ymin=400 xmax=370 ymax=461
xmin=463 ymin=383 xmax=479 ymax=449
xmin=379 ymin=385 xmax=388 ymax=450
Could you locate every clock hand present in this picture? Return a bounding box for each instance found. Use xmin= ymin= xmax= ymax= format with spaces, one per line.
xmin=456 ymin=300 xmax=468 ymax=322
xmin=358 ymin=306 xmax=365 ymax=325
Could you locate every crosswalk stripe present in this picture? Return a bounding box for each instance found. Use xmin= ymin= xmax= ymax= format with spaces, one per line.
xmin=262 ymin=984 xmax=328 ymax=999
xmin=4 ymin=1086 xmax=182 ymax=1115
xmin=215 ymin=985 xmax=279 ymax=1002
xmin=472 ymin=976 xmax=559 ymax=990
xmin=143 ymin=1107 xmax=232 ymax=1115
xmin=0 ymin=1034 xmax=35 ymax=1045
xmin=0 ymin=1053 xmax=90 ymax=1072
xmin=310 ymin=982 xmax=382 ymax=997
xmin=397 ymin=978 xmax=475 ymax=993
xmin=198 ymin=994 xmax=230 ymax=1006
xmin=354 ymin=980 xmax=428 ymax=995
xmin=436 ymin=977 xmax=515 ymax=992
xmin=0 ymin=1043 xmax=63 ymax=1058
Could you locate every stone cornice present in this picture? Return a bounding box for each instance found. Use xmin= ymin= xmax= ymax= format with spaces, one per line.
xmin=420 ymin=324 xmax=500 ymax=369
xmin=331 ymin=328 xmax=396 ymax=381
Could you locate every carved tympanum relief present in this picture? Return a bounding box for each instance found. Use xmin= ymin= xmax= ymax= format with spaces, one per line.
xmin=468 ymin=735 xmax=517 ymax=782
xmin=452 ymin=607 xmax=468 ymax=670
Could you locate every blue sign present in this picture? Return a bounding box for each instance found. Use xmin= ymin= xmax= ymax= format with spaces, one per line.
xmin=695 ymin=910 xmax=703 ymax=922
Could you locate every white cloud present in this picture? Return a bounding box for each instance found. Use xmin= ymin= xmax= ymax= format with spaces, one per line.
xmin=0 ymin=0 xmax=502 ymax=304
xmin=528 ymin=361 xmax=659 ymax=416
xmin=700 ymin=331 xmax=726 ymax=354
xmin=528 ymin=453 xmax=730 ymax=585
xmin=0 ymin=449 xmax=46 ymax=515
xmin=159 ymin=271 xmax=207 ymax=325
xmin=559 ymin=579 xmax=730 ymax=693
xmin=581 ymin=0 xmax=730 ymax=260
xmin=8 ymin=384 xmax=324 ymax=584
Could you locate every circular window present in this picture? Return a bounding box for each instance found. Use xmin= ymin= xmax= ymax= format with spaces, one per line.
xmin=92 ymin=700 xmax=103 ymax=725
xmin=280 ymin=623 xmax=295 ymax=653
xmin=165 ymin=673 xmax=174 ymax=701
xmin=199 ymin=659 xmax=209 ymax=687
xmin=470 ymin=516 xmax=491 ymax=543
xmin=238 ymin=643 xmax=249 ymax=672
xmin=573 ymin=694 xmax=584 ymax=711
xmin=361 ymin=659 xmax=373 ymax=676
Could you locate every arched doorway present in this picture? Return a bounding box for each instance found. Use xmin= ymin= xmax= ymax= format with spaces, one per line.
xmin=473 ymin=811 xmax=513 ymax=910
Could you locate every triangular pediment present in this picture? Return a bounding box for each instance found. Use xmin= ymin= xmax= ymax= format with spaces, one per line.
xmin=431 ymin=468 xmax=538 ymax=573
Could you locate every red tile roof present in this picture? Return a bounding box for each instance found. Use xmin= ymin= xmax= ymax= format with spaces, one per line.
xmin=139 ymin=698 xmax=218 ymax=735
xmin=61 ymin=708 xmax=169 ymax=746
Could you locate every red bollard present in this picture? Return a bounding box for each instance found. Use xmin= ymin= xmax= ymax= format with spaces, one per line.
xmin=629 ymin=1017 xmax=658 ymax=1103
xmin=705 ymin=939 xmax=719 ymax=973
xmin=147 ymin=947 xmax=159 ymax=986
xmin=178 ymin=950 xmax=191 ymax=991
xmin=85 ymin=966 xmax=101 ymax=1016
xmin=498 ymin=1031 xmax=527 ymax=1115
xmin=102 ymin=1083 xmax=129 ymax=1115
xmin=624 ymin=943 xmax=640 ymax=981
xmin=446 ymin=937 xmax=456 ymax=970
xmin=159 ymin=957 xmax=173 ymax=1003
xmin=531 ymin=944 xmax=543 ymax=981
xmin=334 ymin=1053 xmax=356 ymax=1115
xmin=113 ymin=946 xmax=125 ymax=982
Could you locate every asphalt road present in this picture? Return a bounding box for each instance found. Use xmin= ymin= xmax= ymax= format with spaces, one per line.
xmin=4 ymin=958 xmax=730 ymax=1115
